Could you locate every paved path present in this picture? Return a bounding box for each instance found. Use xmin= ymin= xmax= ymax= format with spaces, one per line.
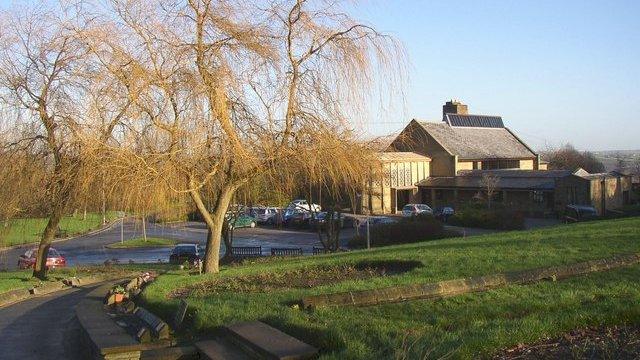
xmin=0 ymin=285 xmax=96 ymax=359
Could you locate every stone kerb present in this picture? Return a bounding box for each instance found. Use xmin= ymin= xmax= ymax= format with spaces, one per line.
xmin=301 ymin=253 xmax=640 ymax=309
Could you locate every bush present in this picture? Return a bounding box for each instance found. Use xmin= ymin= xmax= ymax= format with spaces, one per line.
xmin=448 ymin=206 xmax=525 ymax=230
xmin=348 ymin=215 xmax=456 ymax=248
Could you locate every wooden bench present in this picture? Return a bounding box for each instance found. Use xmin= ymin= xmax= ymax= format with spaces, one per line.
xmin=271 ymin=247 xmax=303 ymax=256
xmin=231 ymin=246 xmax=262 ymax=258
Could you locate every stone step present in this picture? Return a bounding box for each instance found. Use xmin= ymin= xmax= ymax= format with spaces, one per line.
xmin=140 ymin=345 xmax=199 ymax=360
xmin=224 ymin=321 xmax=318 ymax=360
xmin=195 ymin=337 xmax=253 ymax=360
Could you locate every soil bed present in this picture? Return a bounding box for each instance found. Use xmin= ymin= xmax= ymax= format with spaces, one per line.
xmin=169 ymin=260 xmax=421 ymax=298
xmin=495 ymin=324 xmax=640 ymax=360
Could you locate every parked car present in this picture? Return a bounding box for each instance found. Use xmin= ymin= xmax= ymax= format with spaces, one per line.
xmin=402 ymin=203 xmax=433 ymax=217
xmin=169 ymin=244 xmax=201 ymax=265
xmin=357 ymin=216 xmax=398 ymax=233
xmin=563 ymin=205 xmax=598 ymax=223
xmin=288 ymin=199 xmax=321 ymax=212
xmin=289 ymin=210 xmax=313 ymax=227
xmin=18 ymin=247 xmax=67 ymax=269
xmin=434 ymin=206 xmax=455 ymax=221
xmin=253 ymin=207 xmax=279 ymax=225
xmin=228 ymin=214 xmax=257 ymax=229
xmin=309 ymin=211 xmax=346 ymax=229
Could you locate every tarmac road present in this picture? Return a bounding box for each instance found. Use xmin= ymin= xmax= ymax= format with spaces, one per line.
xmin=0 ymin=285 xmax=97 ymax=359
xmin=0 ymin=220 xmax=354 ymax=270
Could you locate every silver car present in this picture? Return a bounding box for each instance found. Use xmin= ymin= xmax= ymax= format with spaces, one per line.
xmin=401 ymin=203 xmax=433 ymax=217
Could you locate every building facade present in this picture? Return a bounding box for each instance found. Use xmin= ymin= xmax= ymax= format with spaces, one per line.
xmin=365 ymin=101 xmax=632 ymax=216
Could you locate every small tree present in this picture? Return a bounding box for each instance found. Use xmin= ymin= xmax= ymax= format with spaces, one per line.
xmin=480 ymin=174 xmax=500 ymax=209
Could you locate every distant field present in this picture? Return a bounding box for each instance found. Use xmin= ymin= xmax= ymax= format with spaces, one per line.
xmin=0 ymin=212 xmax=118 ymax=247
xmin=140 ymin=217 xmax=640 ymax=359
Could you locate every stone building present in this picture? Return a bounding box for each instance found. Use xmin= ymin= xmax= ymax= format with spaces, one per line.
xmin=364 ymin=101 xmax=632 ymax=216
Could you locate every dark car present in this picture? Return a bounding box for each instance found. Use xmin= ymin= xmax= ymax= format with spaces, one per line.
xmin=18 ymin=247 xmax=67 ymax=269
xmin=434 ymin=206 xmax=455 ymax=221
xmin=309 ymin=211 xmax=346 ymax=229
xmin=564 ymin=205 xmax=598 ymax=223
xmin=169 ymin=244 xmax=201 ymax=265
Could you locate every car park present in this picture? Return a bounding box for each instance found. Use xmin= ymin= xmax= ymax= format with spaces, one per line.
xmin=169 ymin=244 xmax=201 ymax=265
xmin=18 ymin=247 xmax=66 ymax=269
xmin=563 ymin=205 xmax=598 ymax=223
xmin=402 ymin=203 xmax=433 ymax=217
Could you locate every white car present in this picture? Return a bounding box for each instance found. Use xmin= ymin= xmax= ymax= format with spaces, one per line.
xmin=288 ymin=199 xmax=321 ymax=212
xmin=402 ymin=203 xmax=433 ymax=217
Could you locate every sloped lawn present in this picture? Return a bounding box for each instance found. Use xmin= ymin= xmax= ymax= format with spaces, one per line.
xmin=140 ymin=217 xmax=640 ymax=359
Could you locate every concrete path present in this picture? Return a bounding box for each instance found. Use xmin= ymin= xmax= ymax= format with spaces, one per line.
xmin=0 ymin=285 xmax=97 ymax=359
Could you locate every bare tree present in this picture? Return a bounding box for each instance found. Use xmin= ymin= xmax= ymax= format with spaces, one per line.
xmin=480 ymin=173 xmax=500 ymax=209
xmin=544 ymin=144 xmax=605 ymax=173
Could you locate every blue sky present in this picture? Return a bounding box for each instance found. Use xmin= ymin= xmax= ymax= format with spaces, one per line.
xmin=1 ymin=1 xmax=638 ymax=151
xmin=353 ymin=0 xmax=640 ymax=151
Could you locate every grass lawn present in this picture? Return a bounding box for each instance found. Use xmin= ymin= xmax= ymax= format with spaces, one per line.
xmin=0 ymin=211 xmax=119 ymax=247
xmin=0 ymin=263 xmax=179 ymax=294
xmin=106 ymin=237 xmax=179 ymax=249
xmin=139 ymin=217 xmax=640 ymax=359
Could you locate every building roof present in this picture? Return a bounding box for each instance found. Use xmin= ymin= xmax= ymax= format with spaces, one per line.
xmin=416 ymin=121 xmax=537 ymax=160
xmin=378 ymin=152 xmax=431 ymax=162
xmin=417 ymin=176 xmax=557 ymax=190
xmin=444 ymin=114 xmax=504 ymax=128
xmin=417 ymin=169 xmax=584 ymax=190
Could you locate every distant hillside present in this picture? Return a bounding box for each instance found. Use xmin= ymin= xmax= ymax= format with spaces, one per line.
xmin=591 ymin=150 xmax=640 ymax=172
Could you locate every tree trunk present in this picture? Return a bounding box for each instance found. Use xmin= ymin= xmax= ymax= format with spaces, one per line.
xmin=142 ymin=213 xmax=147 ymax=241
xmin=83 ymin=206 xmax=87 ymax=221
xmin=189 ymin=185 xmax=236 ymax=274
xmin=101 ymin=186 xmax=107 ymax=225
xmin=33 ymin=205 xmax=65 ymax=279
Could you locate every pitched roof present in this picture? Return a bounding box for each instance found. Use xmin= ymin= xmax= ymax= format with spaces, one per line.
xmin=418 ymin=169 xmax=580 ymax=190
xmin=416 ymin=121 xmax=536 ymax=160
xmin=417 ymin=176 xmax=557 ymax=190
xmin=378 ymin=152 xmax=431 ymax=162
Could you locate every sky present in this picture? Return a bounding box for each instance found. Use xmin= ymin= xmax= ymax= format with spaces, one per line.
xmin=1 ymin=0 xmax=638 ymax=151
xmin=350 ymin=0 xmax=640 ymax=151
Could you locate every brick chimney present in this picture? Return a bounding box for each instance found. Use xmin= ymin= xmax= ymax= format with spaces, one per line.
xmin=443 ymin=100 xmax=468 ymax=118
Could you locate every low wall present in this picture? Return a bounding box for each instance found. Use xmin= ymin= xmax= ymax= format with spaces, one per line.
xmin=301 ymin=253 xmax=640 ymax=309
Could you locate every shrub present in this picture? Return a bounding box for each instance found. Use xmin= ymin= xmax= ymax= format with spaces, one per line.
xmin=349 ymin=215 xmax=457 ymax=248
xmin=448 ymin=206 xmax=525 ymax=230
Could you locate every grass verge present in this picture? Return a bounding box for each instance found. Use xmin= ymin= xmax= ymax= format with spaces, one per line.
xmin=139 ymin=217 xmax=640 ymax=359
xmin=0 ymin=263 xmax=179 ymax=294
xmin=106 ymin=237 xmax=179 ymax=249
xmin=0 ymin=211 xmax=119 ymax=247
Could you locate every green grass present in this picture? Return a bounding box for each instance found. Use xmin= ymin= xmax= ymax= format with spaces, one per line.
xmin=106 ymin=237 xmax=179 ymax=249
xmin=139 ymin=217 xmax=640 ymax=359
xmin=0 ymin=211 xmax=118 ymax=247
xmin=0 ymin=263 xmax=180 ymax=294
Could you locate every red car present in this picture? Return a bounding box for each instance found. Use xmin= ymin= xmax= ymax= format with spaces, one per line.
xmin=18 ymin=248 xmax=67 ymax=269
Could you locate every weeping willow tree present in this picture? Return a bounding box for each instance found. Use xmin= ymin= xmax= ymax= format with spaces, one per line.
xmin=68 ymin=0 xmax=405 ymax=273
